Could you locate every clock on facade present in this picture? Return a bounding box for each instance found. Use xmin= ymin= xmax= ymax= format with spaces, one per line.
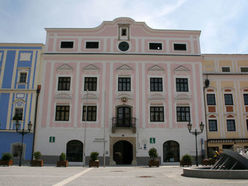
xmin=118 ymin=41 xmax=129 ymax=51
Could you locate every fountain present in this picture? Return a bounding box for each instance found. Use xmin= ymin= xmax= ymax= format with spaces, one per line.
xmin=183 ymin=149 xmax=248 ymax=179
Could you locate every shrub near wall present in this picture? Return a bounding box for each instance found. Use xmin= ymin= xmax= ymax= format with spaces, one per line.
xmin=31 ymin=151 xmax=43 ymax=167
xmin=180 ymin=154 xmax=192 ymax=167
xmin=0 ymin=153 xmax=13 ymax=166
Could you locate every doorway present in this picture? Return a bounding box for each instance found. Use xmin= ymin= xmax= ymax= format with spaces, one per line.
xmin=113 ymin=140 xmax=133 ymax=164
xmin=66 ymin=140 xmax=83 ymax=162
xmin=163 ymin=140 xmax=180 ymax=162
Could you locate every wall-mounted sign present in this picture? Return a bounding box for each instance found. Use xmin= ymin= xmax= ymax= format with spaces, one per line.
xmin=150 ymin=137 xmax=156 ymax=144
xmin=49 ymin=136 xmax=55 ymax=143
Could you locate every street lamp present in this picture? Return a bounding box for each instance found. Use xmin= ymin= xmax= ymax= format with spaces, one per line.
xmin=13 ymin=115 xmax=32 ymax=166
xmin=187 ymin=121 xmax=204 ymax=166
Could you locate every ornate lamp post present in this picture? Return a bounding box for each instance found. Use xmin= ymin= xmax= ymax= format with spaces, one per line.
xmin=187 ymin=121 xmax=204 ymax=166
xmin=13 ymin=115 xmax=32 ymax=166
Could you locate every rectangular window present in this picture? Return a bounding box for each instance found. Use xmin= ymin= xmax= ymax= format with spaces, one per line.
xmin=227 ymin=119 xmax=236 ymax=131
xmin=121 ymin=28 xmax=127 ymax=36
xmin=244 ymin=94 xmax=248 ymax=105
xmin=176 ymin=78 xmax=188 ymax=92
xmin=118 ymin=77 xmax=131 ymax=91
xmin=149 ymin=43 xmax=162 ymax=50
xmin=82 ymin=106 xmax=97 ymax=121
xmin=174 ymin=43 xmax=187 ymax=51
xmin=60 ymin=41 xmax=74 ymax=48
xmin=58 ymin=77 xmax=71 ymax=91
xmin=150 ymin=106 xmax=164 ymax=122
xmin=55 ymin=106 xmax=70 ymax=121
xmin=86 ymin=42 xmax=99 ymax=49
xmin=209 ymin=120 xmax=217 ymax=131
xmin=84 ymin=77 xmax=97 ymax=91
xmin=15 ymin=108 xmax=23 ymax=120
xmin=176 ymin=106 xmax=190 ymax=122
xmin=207 ymin=94 xmax=216 ymax=105
xmin=241 ymin=67 xmax=248 ymax=72
xmin=224 ymin=94 xmax=233 ymax=105
xmin=150 ymin=78 xmax=163 ymax=92
xmin=222 ymin=67 xmax=230 ymax=72
xmin=19 ymin=72 xmax=27 ymax=83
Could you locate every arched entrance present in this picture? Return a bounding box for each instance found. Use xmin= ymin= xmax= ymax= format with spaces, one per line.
xmin=66 ymin=140 xmax=83 ymax=162
xmin=163 ymin=140 xmax=180 ymax=162
xmin=113 ymin=140 xmax=133 ymax=164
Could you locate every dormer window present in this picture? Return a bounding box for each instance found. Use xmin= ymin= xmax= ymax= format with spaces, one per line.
xmin=60 ymin=41 xmax=74 ymax=48
xmin=174 ymin=43 xmax=187 ymax=51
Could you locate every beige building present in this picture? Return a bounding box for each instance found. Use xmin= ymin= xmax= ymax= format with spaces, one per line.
xmin=202 ymin=54 xmax=248 ymax=157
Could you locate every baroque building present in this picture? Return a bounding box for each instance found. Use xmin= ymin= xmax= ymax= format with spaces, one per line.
xmin=0 ymin=43 xmax=43 ymax=162
xmin=35 ymin=17 xmax=206 ymax=165
xmin=202 ymin=54 xmax=248 ymax=157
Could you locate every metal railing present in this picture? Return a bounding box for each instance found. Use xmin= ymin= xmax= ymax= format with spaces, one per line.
xmin=112 ymin=117 xmax=136 ymax=133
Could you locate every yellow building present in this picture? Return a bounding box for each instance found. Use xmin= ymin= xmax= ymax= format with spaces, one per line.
xmin=202 ymin=54 xmax=248 ymax=157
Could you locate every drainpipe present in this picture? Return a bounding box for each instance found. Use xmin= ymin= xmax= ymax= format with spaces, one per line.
xmin=31 ymin=85 xmax=41 ymax=161
xmin=203 ymin=77 xmax=209 ymax=158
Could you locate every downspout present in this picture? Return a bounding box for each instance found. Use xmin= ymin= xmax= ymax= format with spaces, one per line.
xmin=31 ymin=85 xmax=41 ymax=160
xmin=203 ymin=77 xmax=209 ymax=158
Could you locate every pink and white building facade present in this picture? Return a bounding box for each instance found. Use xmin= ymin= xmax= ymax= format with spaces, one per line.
xmin=36 ymin=17 xmax=206 ymax=165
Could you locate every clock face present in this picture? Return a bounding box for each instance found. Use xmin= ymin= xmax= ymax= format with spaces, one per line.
xmin=118 ymin=41 xmax=129 ymax=51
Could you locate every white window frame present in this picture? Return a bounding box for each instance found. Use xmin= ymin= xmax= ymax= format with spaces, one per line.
xmin=80 ymin=103 xmax=98 ymax=123
xmin=56 ymin=75 xmax=72 ymax=93
xmin=82 ymin=75 xmax=99 ymax=93
xmin=60 ymin=40 xmax=75 ymax=49
xmin=54 ymin=104 xmax=71 ymax=123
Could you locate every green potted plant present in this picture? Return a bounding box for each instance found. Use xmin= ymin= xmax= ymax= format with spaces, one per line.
xmin=180 ymin=154 xmax=192 ymax=167
xmin=0 ymin=153 xmax=13 ymax=166
xmin=56 ymin=153 xmax=68 ymax=167
xmin=89 ymin=152 xmax=99 ymax=167
xmin=31 ymin=151 xmax=43 ymax=166
xmin=148 ymin=148 xmax=159 ymax=167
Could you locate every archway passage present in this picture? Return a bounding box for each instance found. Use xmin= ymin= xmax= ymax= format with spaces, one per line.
xmin=113 ymin=140 xmax=133 ymax=164
xmin=163 ymin=140 xmax=180 ymax=162
xmin=66 ymin=140 xmax=83 ymax=162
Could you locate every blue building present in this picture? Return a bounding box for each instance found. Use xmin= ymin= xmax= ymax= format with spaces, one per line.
xmin=0 ymin=43 xmax=43 ymax=163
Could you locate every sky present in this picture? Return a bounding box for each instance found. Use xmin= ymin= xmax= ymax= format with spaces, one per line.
xmin=0 ymin=0 xmax=248 ymax=54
